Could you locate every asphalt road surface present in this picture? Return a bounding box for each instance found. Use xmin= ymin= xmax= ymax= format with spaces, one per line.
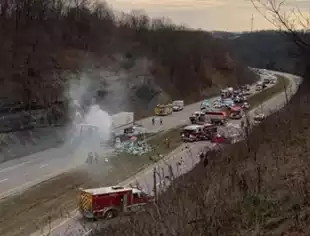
xmin=0 ymin=69 xmax=297 ymax=199
xmin=30 ymin=70 xmax=302 ymax=236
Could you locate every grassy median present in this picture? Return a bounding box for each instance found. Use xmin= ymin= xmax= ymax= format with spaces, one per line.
xmin=0 ymin=127 xmax=183 ymax=236
xmin=0 ymin=75 xmax=291 ymax=236
xmin=248 ymin=75 xmax=290 ymax=108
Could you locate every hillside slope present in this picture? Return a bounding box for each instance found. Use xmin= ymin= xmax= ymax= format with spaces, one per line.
xmin=0 ymin=1 xmax=256 ymax=117
xmin=0 ymin=1 xmax=256 ymax=161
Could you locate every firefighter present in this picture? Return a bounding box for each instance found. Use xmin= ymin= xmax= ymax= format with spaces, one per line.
xmin=94 ymin=152 xmax=99 ymax=164
xmin=86 ymin=152 xmax=93 ymax=164
xmin=241 ymin=119 xmax=245 ymax=129
xmin=165 ymin=137 xmax=170 ymax=149
xmin=199 ymin=152 xmax=204 ymax=160
xmin=203 ymin=155 xmax=209 ymax=167
xmin=120 ymin=195 xmax=125 ymax=212
xmin=152 ymin=117 xmax=155 ymax=125
xmin=203 ymin=149 xmax=210 ymax=167
xmin=177 ymin=157 xmax=184 ymax=167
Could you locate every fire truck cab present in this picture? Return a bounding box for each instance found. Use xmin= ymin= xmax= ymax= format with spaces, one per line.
xmin=189 ymin=111 xmax=206 ymax=124
xmin=79 ymin=186 xmax=154 ymax=220
xmin=229 ymin=106 xmax=243 ymax=120
xmin=205 ymin=111 xmax=227 ymax=125
xmin=181 ymin=123 xmax=217 ymax=142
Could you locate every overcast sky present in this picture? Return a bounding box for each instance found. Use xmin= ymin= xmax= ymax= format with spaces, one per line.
xmin=108 ymin=0 xmax=309 ymax=32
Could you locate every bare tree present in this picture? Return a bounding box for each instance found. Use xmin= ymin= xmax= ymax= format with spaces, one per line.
xmin=251 ymin=0 xmax=310 ymax=55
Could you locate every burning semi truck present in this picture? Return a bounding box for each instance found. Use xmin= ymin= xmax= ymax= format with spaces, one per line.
xmin=78 ymin=111 xmax=136 ymax=147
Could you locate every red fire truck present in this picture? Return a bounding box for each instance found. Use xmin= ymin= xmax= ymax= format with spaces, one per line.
xmin=79 ymin=186 xmax=154 ymax=220
xmin=180 ymin=123 xmax=217 ymax=142
xmin=205 ymin=111 xmax=227 ymax=125
xmin=229 ymin=106 xmax=243 ymax=120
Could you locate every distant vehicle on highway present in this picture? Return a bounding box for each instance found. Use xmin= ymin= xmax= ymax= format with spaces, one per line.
xmin=213 ymin=102 xmax=223 ymax=109
xmin=200 ymin=99 xmax=210 ymax=111
xmin=222 ymin=98 xmax=235 ymax=107
xmin=172 ymin=100 xmax=184 ymax=112
xmin=242 ymin=102 xmax=250 ymax=110
xmin=233 ymin=95 xmax=247 ymax=104
xmin=229 ymin=106 xmax=243 ymax=120
xmin=221 ymin=87 xmax=234 ymax=99
xmin=256 ymin=82 xmax=263 ymax=91
xmin=254 ymin=113 xmax=266 ymax=123
xmin=263 ymin=77 xmax=270 ymax=84
xmin=189 ymin=111 xmax=206 ymax=124
xmin=204 ymin=111 xmax=227 ymax=125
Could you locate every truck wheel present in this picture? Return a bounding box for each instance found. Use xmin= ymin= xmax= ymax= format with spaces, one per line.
xmin=104 ymin=209 xmax=117 ymax=219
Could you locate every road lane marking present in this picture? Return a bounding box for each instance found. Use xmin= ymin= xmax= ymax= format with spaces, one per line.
xmin=0 ymin=159 xmax=35 ymax=173
xmin=0 ymin=178 xmax=8 ymax=183
xmin=0 ymin=145 xmax=69 ymax=174
xmin=0 ymin=165 xmax=78 ymax=199
xmin=40 ymin=164 xmax=48 ymax=168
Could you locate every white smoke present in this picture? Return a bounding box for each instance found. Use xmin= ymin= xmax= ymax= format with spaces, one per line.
xmin=84 ymin=104 xmax=112 ymax=143
xmin=64 ymin=72 xmax=114 ymax=166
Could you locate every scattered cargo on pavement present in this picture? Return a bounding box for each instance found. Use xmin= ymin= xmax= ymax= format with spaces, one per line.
xmin=115 ymin=139 xmax=153 ymax=156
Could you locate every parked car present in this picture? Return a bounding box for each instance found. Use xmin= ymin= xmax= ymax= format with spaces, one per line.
xmin=253 ymin=113 xmax=265 ymax=123
xmin=214 ymin=102 xmax=223 ymax=109
xmin=242 ymin=102 xmax=250 ymax=110
xmin=172 ymin=100 xmax=184 ymax=112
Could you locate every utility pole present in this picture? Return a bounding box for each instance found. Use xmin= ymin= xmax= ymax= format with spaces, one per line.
xmin=251 ymin=14 xmax=254 ymax=32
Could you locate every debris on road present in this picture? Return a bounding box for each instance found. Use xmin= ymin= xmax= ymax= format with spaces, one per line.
xmin=115 ymin=139 xmax=153 ymax=155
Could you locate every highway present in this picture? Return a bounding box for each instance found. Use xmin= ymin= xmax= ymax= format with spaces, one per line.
xmin=0 ymin=70 xmax=268 ymax=199
xmin=30 ymin=69 xmax=302 ymax=236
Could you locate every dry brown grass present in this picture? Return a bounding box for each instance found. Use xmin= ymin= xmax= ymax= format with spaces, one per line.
xmin=94 ymin=86 xmax=310 ymax=236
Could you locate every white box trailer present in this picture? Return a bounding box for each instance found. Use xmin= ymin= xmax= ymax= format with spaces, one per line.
xmin=111 ymin=112 xmax=134 ymax=129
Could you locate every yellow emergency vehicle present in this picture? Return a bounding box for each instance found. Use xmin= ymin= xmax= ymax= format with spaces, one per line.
xmin=154 ymin=104 xmax=173 ymax=116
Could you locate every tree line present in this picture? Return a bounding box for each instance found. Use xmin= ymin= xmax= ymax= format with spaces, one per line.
xmin=0 ymin=0 xmax=254 ymax=108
